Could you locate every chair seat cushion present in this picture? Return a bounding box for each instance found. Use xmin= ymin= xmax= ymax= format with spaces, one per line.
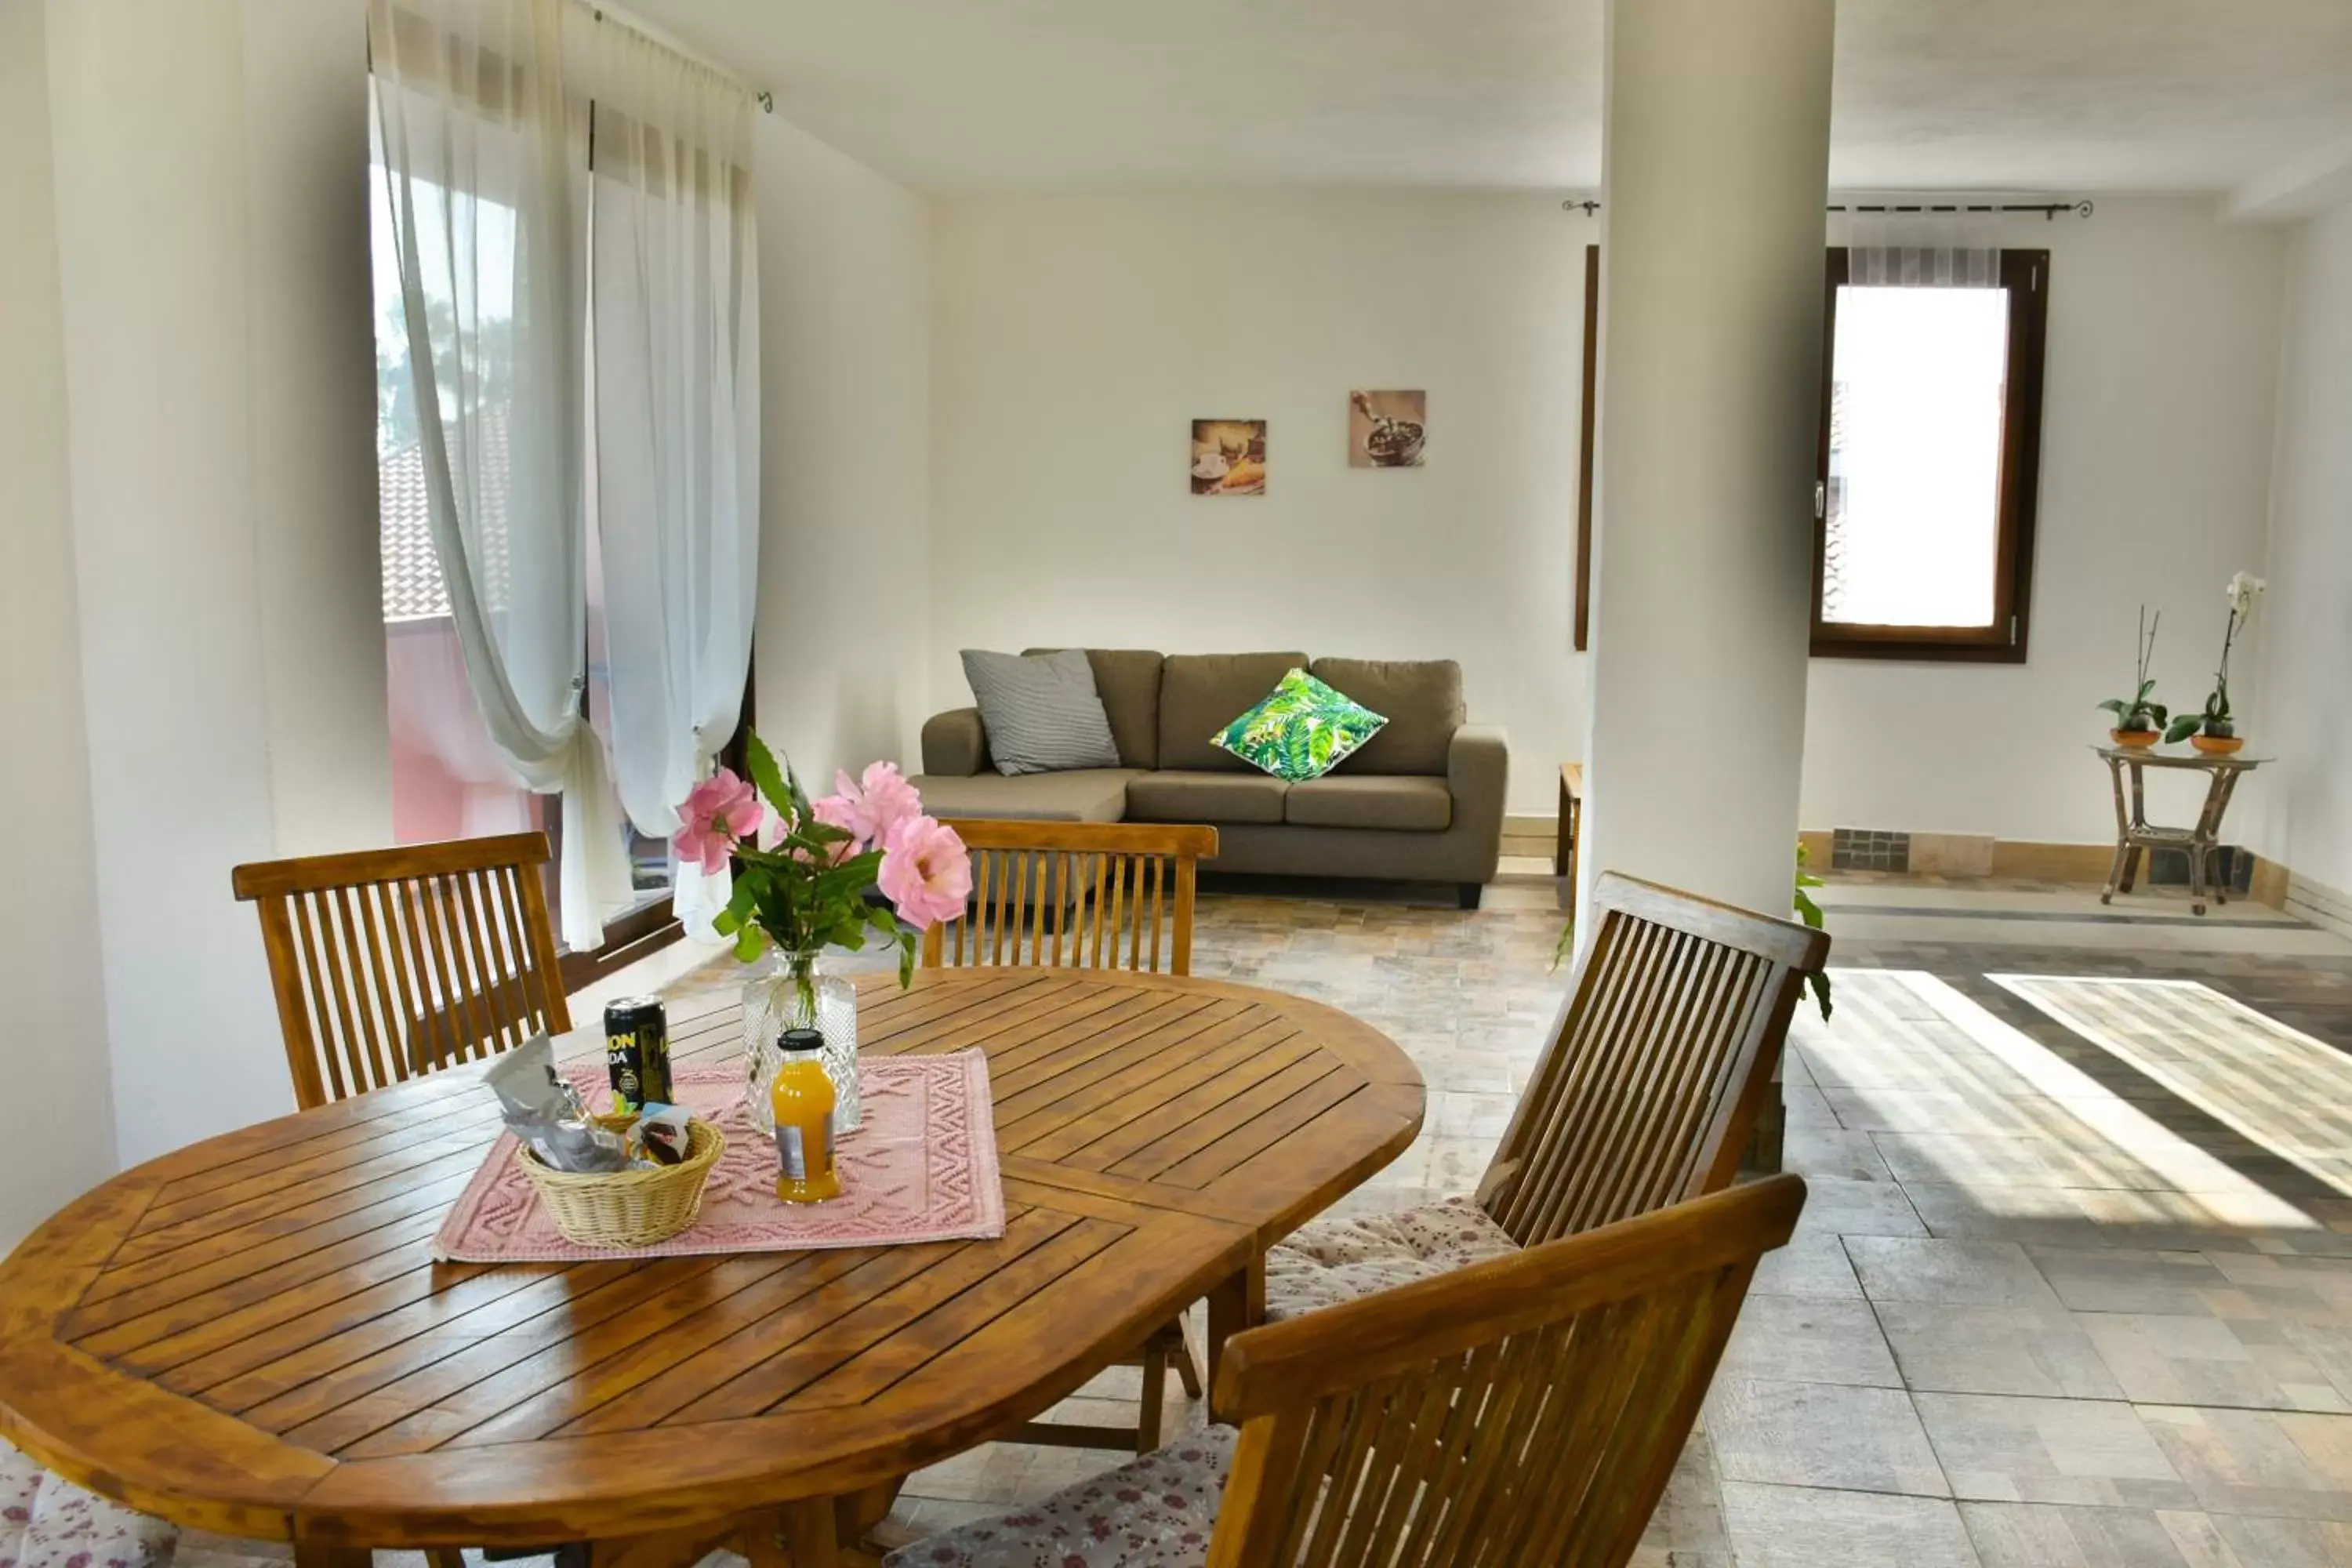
xmin=883 ymin=1425 xmax=1236 ymax=1567
xmin=1282 ymin=775 xmax=1452 ymax=832
xmin=908 ymin=769 xmax=1142 ymax=823
xmin=1126 ymin=771 xmax=1288 ymax=826
xmin=1 ymin=1438 xmax=176 ymax=1568
xmin=1262 ymin=1196 xmax=1521 ymax=1323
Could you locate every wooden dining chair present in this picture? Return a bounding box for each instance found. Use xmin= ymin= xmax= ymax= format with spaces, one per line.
xmin=231 ymin=833 xmax=573 ymax=1109
xmin=922 ymin=818 xmax=1219 ymax=977
xmin=881 ymin=1174 xmax=1808 ymax=1568
xmin=1263 ymin=869 xmax=1830 ymax=1322
xmin=921 ymin=818 xmax=1219 ymax=1452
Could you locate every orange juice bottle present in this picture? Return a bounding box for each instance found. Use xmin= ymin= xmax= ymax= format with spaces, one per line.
xmin=769 ymin=1028 xmax=840 ymax=1203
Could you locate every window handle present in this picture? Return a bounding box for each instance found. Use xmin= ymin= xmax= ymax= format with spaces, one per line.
xmin=1813 ymin=481 xmax=1826 ymax=520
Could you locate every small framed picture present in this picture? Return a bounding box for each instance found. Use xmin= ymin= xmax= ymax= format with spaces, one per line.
xmin=1192 ymin=419 xmax=1267 ymax=495
xmin=1349 ymin=390 xmax=1426 ymax=468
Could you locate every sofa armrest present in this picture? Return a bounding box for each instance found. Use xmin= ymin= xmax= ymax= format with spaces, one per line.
xmin=1446 ymin=725 xmax=1509 ymax=872
xmin=921 ymin=708 xmax=990 ymax=777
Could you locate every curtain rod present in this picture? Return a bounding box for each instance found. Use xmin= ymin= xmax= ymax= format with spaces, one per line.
xmin=589 ymin=3 xmax=772 ymax=112
xmin=1560 ymin=198 xmax=2092 ymax=219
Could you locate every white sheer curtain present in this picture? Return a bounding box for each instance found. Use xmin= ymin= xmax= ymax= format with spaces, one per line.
xmin=1838 ymin=201 xmax=2001 ymax=287
xmin=368 ymin=0 xmax=634 ymax=950
xmin=588 ymin=23 xmax=761 ymax=939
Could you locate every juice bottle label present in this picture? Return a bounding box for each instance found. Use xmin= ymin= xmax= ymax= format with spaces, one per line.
xmin=779 ymin=1123 xmax=829 ymax=1183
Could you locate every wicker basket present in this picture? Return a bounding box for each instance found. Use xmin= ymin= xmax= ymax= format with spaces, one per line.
xmin=517 ymin=1119 xmax=726 ymax=1248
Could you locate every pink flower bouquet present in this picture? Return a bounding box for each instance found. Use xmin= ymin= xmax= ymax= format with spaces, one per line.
xmin=673 ymin=734 xmax=971 ymax=1011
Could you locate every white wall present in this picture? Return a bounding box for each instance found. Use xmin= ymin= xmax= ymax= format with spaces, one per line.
xmin=1798 ymin=199 xmax=2287 ymax=845
xmin=754 ymin=117 xmax=933 ymax=788
xmin=2256 ymin=201 xmax=2352 ymax=902
xmin=926 ymin=194 xmax=2283 ymax=836
xmin=0 ymin=0 xmax=117 ymax=1250
xmin=928 ymin=191 xmax=1585 ymax=814
xmin=41 ymin=0 xmax=387 ymax=1169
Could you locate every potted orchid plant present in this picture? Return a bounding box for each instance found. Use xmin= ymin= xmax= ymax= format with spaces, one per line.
xmin=672 ymin=734 xmax=971 ymax=1135
xmin=2096 ymin=604 xmax=2168 ymax=748
xmin=2164 ymin=572 xmax=2263 ymax=753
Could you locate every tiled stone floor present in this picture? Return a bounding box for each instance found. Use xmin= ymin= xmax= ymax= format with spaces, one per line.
xmin=881 ymin=869 xmax=2352 ymax=1565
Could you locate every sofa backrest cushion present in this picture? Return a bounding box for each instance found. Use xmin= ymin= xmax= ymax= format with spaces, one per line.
xmin=1025 ymin=648 xmax=1164 ymax=770
xmin=1310 ymin=657 xmax=1464 ymax=775
xmin=1159 ymin=652 xmax=1311 ymax=771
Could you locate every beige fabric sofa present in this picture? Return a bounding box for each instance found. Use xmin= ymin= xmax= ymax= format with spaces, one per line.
xmin=910 ymin=650 xmax=1508 ymax=907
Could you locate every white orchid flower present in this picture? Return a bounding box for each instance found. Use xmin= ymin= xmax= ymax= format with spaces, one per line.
xmin=2225 ymin=572 xmax=2267 ymax=620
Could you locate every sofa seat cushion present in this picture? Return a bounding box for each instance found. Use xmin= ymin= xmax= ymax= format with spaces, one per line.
xmin=1310 ymin=658 xmax=1465 ymax=775
xmin=1263 ymin=1196 xmax=1522 ymax=1323
xmin=1157 ymin=652 xmax=1308 ymax=772
xmin=1126 ymin=771 xmax=1287 ymax=826
xmin=909 ymin=769 xmax=1140 ymax=823
xmin=880 ymin=1425 xmax=1235 ymax=1567
xmin=1283 ymin=774 xmax=1452 ymax=832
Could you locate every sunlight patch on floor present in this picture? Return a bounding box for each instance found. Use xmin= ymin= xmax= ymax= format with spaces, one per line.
xmin=1798 ymin=970 xmax=2343 ymax=1221
xmin=1992 ymin=973 xmax=2352 ymax=1200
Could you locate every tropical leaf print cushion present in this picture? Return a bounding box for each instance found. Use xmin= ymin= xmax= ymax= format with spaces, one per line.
xmin=1211 ymin=669 xmax=1388 ymax=782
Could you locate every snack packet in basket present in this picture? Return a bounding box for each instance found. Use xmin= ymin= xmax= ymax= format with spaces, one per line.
xmin=631 ymin=1104 xmax=695 ymax=1167
xmin=485 ymin=1035 xmax=630 ymax=1174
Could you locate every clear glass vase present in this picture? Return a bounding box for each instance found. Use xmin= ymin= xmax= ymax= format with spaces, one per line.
xmin=742 ymin=949 xmax=862 ymax=1137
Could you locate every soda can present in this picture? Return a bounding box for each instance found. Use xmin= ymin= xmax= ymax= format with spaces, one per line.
xmin=603 ymin=996 xmax=671 ymax=1111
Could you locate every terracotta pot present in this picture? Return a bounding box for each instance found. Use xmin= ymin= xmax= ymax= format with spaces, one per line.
xmin=2190 ymin=732 xmax=2245 ymax=756
xmin=2108 ymin=728 xmax=2159 ymax=750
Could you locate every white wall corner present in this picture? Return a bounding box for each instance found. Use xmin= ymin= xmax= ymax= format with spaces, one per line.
xmin=0 ymin=0 xmax=118 ymax=1249
xmin=2223 ymin=134 xmax=2352 ymax=225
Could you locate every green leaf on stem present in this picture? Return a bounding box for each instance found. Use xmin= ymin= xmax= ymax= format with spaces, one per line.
xmin=742 ymin=731 xmax=793 ymax=818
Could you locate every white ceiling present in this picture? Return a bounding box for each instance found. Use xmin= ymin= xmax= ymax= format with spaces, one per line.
xmin=626 ymin=0 xmax=2352 ymax=197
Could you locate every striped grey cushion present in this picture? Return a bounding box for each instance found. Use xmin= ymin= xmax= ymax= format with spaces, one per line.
xmin=961 ymin=648 xmax=1122 ymax=775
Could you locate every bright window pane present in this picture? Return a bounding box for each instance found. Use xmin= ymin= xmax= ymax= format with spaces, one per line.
xmin=1822 ymin=285 xmax=2009 ymax=629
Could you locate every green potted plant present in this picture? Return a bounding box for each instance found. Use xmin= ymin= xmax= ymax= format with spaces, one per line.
xmin=2165 ymin=572 xmax=2263 ymax=754
xmin=2097 ymin=605 xmax=2167 ymax=748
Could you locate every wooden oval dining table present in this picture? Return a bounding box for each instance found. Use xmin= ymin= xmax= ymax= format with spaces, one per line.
xmin=0 ymin=967 xmax=1422 ymax=1568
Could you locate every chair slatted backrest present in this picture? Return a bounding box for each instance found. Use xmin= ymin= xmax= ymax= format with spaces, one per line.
xmin=1208 ymin=1174 xmax=1806 ymax=1568
xmin=231 ymin=833 xmax=572 ymax=1109
xmin=1478 ymin=871 xmax=1830 ymax=1248
xmin=920 ymin=819 xmax=1219 ymax=977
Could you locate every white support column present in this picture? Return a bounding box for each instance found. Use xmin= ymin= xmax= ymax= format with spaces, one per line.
xmin=1580 ymin=0 xmax=1835 ymax=924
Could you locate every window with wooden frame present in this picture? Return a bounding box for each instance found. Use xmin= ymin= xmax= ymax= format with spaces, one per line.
xmin=1573 ymin=245 xmax=2050 ymax=663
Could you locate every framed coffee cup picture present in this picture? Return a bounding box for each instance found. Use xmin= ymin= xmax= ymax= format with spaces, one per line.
xmin=1192 ymin=419 xmax=1267 ymax=495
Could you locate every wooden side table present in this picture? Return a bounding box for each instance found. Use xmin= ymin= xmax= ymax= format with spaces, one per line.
xmin=1555 ymin=764 xmax=1584 ymax=876
xmin=1555 ymin=763 xmax=1584 ymax=924
xmin=2094 ymin=744 xmax=2266 ymax=916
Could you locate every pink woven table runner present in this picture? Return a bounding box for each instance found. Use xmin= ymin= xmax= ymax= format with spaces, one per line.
xmin=434 ymin=1052 xmax=1006 ymax=1263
